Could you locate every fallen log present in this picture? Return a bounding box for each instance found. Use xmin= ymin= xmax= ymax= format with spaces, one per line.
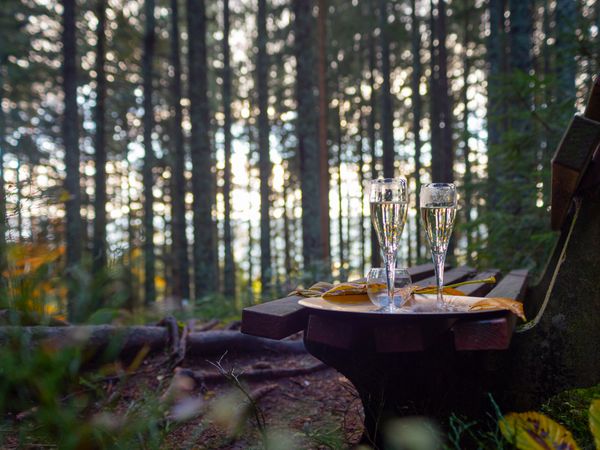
xmin=192 ymin=361 xmax=327 ymax=384
xmin=0 ymin=326 xmax=307 ymax=360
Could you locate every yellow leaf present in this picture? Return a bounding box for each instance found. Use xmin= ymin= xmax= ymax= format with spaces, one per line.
xmin=499 ymin=412 xmax=580 ymax=450
xmin=590 ymin=399 xmax=600 ymax=450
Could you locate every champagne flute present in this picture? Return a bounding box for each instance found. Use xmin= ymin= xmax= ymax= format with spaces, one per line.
xmin=369 ymin=178 xmax=408 ymax=312
xmin=420 ymin=183 xmax=457 ymax=310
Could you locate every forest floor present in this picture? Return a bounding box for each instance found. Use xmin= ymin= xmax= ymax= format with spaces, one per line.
xmin=160 ymin=349 xmax=365 ymax=449
xmin=2 ymin=331 xmax=365 ymax=450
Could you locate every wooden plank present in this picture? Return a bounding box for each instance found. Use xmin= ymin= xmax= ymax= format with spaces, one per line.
xmin=305 ymin=314 xmax=366 ymax=350
xmin=453 ymin=315 xmax=515 ymax=351
xmin=417 ymin=265 xmax=476 ymax=287
xmin=458 ymin=269 xmax=502 ymax=297
xmin=374 ymin=319 xmax=456 ymax=353
xmin=452 ymin=269 xmax=528 ymax=351
xmin=485 ymin=269 xmax=528 ymax=300
xmin=551 ymin=79 xmax=600 ymax=230
xmin=407 ymin=263 xmax=442 ymax=281
xmin=241 ymin=295 xmax=308 ymax=340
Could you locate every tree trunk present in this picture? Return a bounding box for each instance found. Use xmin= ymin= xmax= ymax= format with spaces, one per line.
xmin=430 ymin=0 xmax=453 ymax=184
xmin=317 ymin=0 xmax=330 ymax=270
xmin=257 ymin=0 xmax=272 ymax=296
xmin=92 ymin=0 xmax=107 ymax=277
xmin=293 ymin=0 xmax=325 ymax=279
xmin=486 ymin=0 xmax=505 ymax=225
xmin=62 ymin=0 xmax=83 ymax=320
xmin=357 ymin=111 xmax=366 ymax=276
xmin=368 ymin=25 xmax=381 ymax=268
xmin=411 ymin=0 xmax=422 ymax=263
xmin=336 ymin=99 xmax=345 ymax=279
xmin=378 ymin=0 xmax=394 ymax=179
xmin=222 ymin=0 xmax=235 ymax=298
xmin=170 ymin=0 xmax=190 ymax=303
xmin=554 ymin=0 xmax=576 ymax=104
xmin=142 ymin=0 xmax=156 ymax=305
xmin=0 ymin=59 xmax=8 ymax=292
xmin=461 ymin=7 xmax=473 ymax=265
xmin=187 ymin=0 xmax=217 ymax=299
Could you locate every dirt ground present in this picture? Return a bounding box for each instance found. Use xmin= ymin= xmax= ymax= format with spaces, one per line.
xmin=113 ymin=346 xmax=365 ymax=449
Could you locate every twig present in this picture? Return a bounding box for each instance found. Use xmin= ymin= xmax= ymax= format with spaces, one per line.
xmin=197 ymin=319 xmax=219 ymax=332
xmin=195 ymin=360 xmax=327 ymax=384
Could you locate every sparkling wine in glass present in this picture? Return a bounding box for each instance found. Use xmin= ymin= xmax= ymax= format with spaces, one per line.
xmin=369 ymin=178 xmax=408 ymax=312
xmin=420 ymin=183 xmax=457 ymax=310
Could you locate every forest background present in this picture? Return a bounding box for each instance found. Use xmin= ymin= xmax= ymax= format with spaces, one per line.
xmin=1 ymin=0 xmax=598 ymax=322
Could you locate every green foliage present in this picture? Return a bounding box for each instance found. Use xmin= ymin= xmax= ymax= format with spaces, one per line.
xmin=541 ymin=383 xmax=600 ymax=448
xmin=0 ymin=333 xmax=168 ymax=449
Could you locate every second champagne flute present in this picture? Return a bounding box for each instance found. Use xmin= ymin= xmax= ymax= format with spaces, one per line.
xmin=369 ymin=178 xmax=408 ymax=312
xmin=420 ymin=183 xmax=457 ymax=310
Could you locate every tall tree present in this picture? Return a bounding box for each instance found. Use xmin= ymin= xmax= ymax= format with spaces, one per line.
xmin=367 ymin=24 xmax=381 ymax=268
xmin=554 ymin=0 xmax=577 ymax=102
xmin=317 ymin=0 xmax=330 ymax=269
xmin=430 ymin=0 xmax=453 ymax=184
xmin=222 ymin=0 xmax=235 ymax=298
xmin=62 ymin=0 xmax=83 ymax=320
xmin=293 ymin=0 xmax=325 ymax=278
xmin=257 ymin=0 xmax=272 ymax=295
xmin=461 ymin=4 xmax=473 ymax=264
xmin=0 ymin=57 xmax=8 ymax=290
xmin=92 ymin=0 xmax=107 ymax=276
xmin=188 ymin=0 xmax=217 ymax=298
xmin=411 ymin=0 xmax=422 ymax=262
xmin=142 ymin=0 xmax=156 ymax=304
xmin=336 ymin=98 xmax=345 ymax=278
xmin=378 ymin=0 xmax=394 ymax=178
xmin=170 ymin=0 xmax=190 ymax=302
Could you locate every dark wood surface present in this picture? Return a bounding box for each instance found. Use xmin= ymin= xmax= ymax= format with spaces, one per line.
xmin=241 ymin=263 xmax=439 ymax=340
xmin=551 ymin=76 xmax=600 ymax=230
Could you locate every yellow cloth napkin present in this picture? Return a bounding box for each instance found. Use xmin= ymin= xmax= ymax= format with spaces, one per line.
xmin=290 ymin=278 xmax=526 ymax=320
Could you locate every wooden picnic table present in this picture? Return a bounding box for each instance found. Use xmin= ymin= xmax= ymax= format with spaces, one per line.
xmin=242 ymin=265 xmax=528 ymax=446
xmin=241 ymin=76 xmax=600 ymax=447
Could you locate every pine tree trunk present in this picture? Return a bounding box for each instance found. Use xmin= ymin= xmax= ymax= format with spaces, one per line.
xmin=142 ymin=0 xmax=156 ymax=304
xmin=357 ymin=111 xmax=366 ymax=275
xmin=378 ymin=0 xmax=394 ymax=179
xmin=461 ymin=8 xmax=473 ymax=264
xmin=257 ymin=0 xmax=272 ymax=295
xmin=293 ymin=0 xmax=325 ymax=279
xmin=222 ymin=0 xmax=235 ymax=298
xmin=187 ymin=0 xmax=216 ymax=299
xmin=92 ymin=0 xmax=107 ymax=277
xmin=317 ymin=0 xmax=330 ymax=269
xmin=169 ymin=0 xmax=190 ymax=303
xmin=410 ymin=0 xmax=422 ymax=263
xmin=554 ymin=0 xmax=576 ymax=103
xmin=0 ymin=59 xmax=8 ymax=292
xmin=431 ymin=0 xmax=453 ymax=183
xmin=486 ymin=0 xmax=504 ymax=220
xmin=368 ymin=26 xmax=381 ymax=268
xmin=62 ymin=0 xmax=83 ymax=320
xmin=336 ymin=99 xmax=345 ymax=279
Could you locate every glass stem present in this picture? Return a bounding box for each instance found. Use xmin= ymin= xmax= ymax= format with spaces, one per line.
xmin=433 ymin=252 xmax=445 ymax=309
xmin=385 ymin=252 xmax=396 ymax=310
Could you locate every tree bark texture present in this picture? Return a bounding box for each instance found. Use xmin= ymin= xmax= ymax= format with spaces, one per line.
xmin=170 ymin=0 xmax=190 ymax=302
xmin=222 ymin=0 xmax=235 ymax=298
xmin=317 ymin=0 xmax=331 ymax=269
xmin=293 ymin=0 xmax=326 ymax=279
xmin=188 ymin=0 xmax=217 ymax=298
xmin=411 ymin=0 xmax=422 ymax=262
xmin=142 ymin=0 xmax=156 ymax=304
xmin=378 ymin=0 xmax=394 ymax=179
xmin=257 ymin=0 xmax=272 ymax=295
xmin=92 ymin=0 xmax=107 ymax=277
xmin=62 ymin=0 xmax=83 ymax=320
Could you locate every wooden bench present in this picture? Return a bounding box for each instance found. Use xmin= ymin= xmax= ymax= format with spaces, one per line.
xmin=241 ymin=76 xmax=600 ymax=446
